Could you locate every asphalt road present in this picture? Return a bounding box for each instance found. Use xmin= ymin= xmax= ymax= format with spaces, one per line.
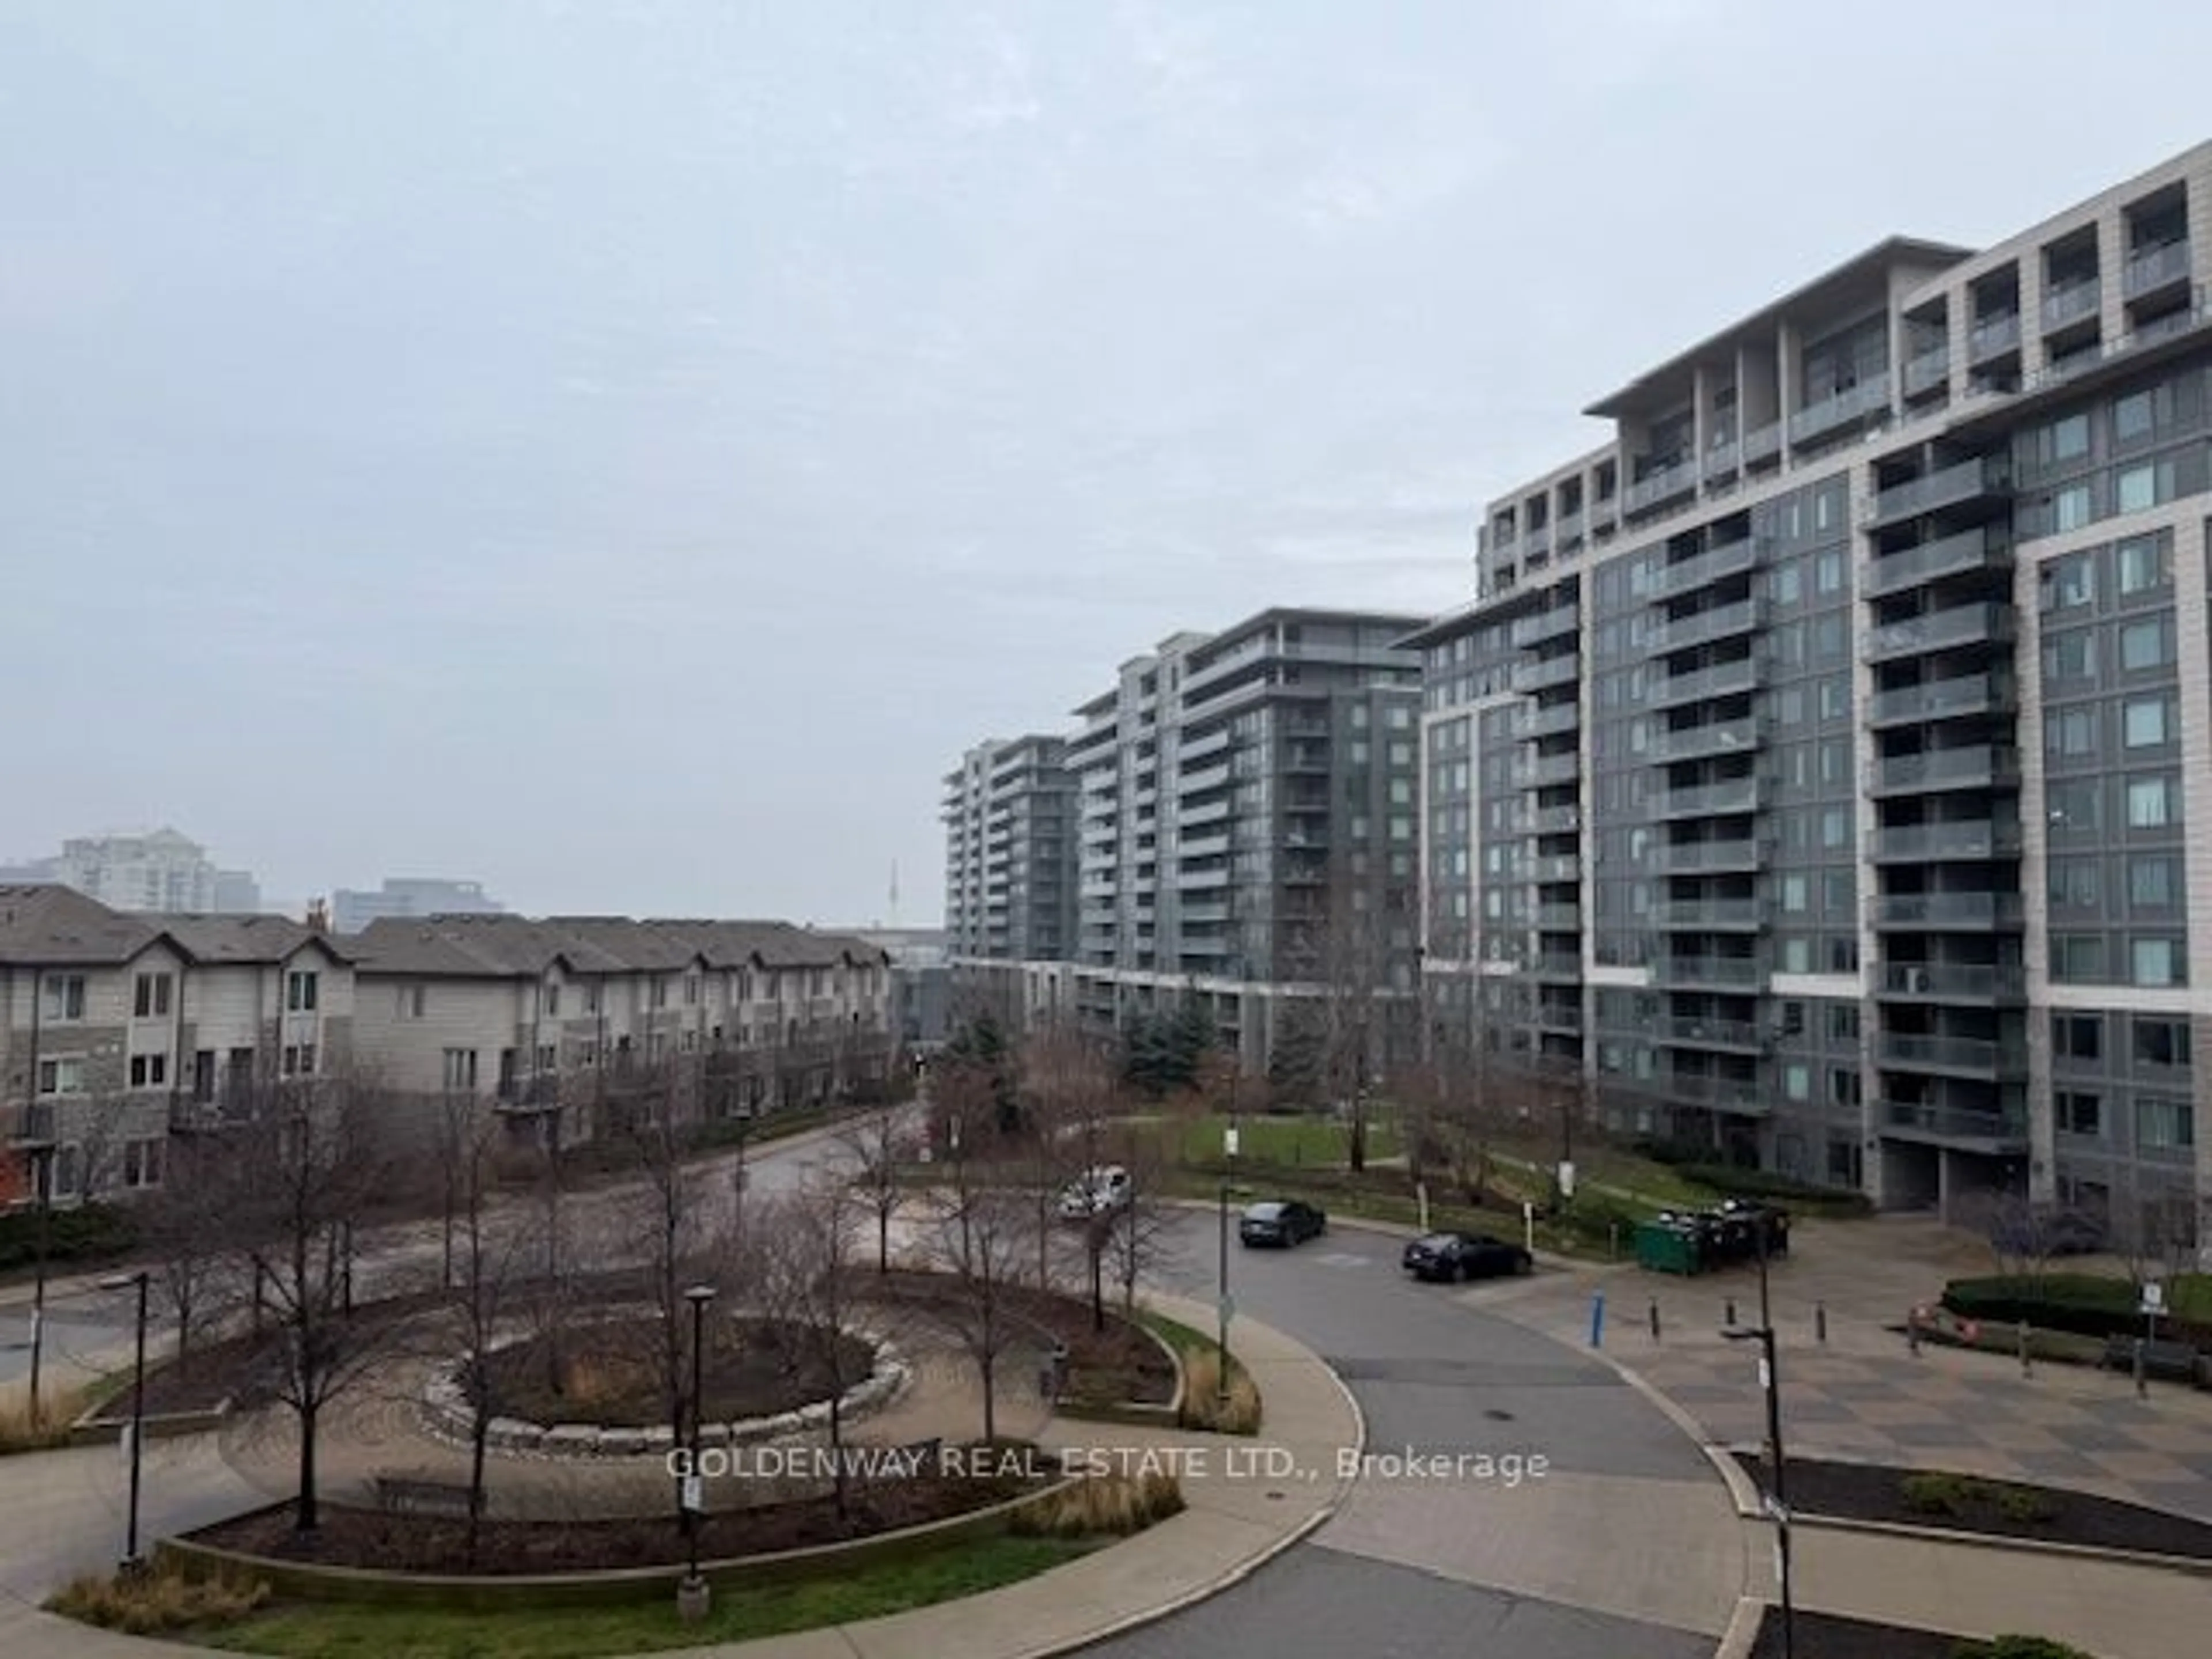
xmin=1081 ymin=1213 xmax=1729 ymax=1659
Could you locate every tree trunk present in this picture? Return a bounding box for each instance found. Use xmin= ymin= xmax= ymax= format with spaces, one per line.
xmin=877 ymin=1208 xmax=890 ymax=1275
xmin=467 ymin=1389 xmax=491 ymax=1567
xmin=295 ymin=1399 xmax=320 ymax=1535
xmin=1090 ymin=1244 xmax=1104 ymax=1332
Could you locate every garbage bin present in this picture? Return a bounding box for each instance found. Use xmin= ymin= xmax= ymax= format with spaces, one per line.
xmin=1635 ymin=1218 xmax=1703 ymax=1276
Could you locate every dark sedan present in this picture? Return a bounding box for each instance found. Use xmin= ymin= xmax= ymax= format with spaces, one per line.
xmin=1240 ymin=1199 xmax=1327 ymax=1248
xmin=1402 ymin=1231 xmax=1532 ymax=1283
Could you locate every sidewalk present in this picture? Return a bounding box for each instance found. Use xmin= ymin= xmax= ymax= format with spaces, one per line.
xmin=0 ymin=1291 xmax=1362 ymax=1659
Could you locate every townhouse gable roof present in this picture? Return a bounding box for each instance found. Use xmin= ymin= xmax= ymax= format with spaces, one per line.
xmin=0 ymin=883 xmax=161 ymax=966
xmin=537 ymin=916 xmax=709 ymax=974
xmin=346 ymin=914 xmax=627 ymax=978
xmin=142 ymin=913 xmax=353 ymax=967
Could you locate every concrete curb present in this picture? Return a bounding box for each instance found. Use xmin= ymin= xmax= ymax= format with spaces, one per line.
xmin=1713 ymin=1596 xmax=1767 ymax=1659
xmin=1574 ymin=1339 xmax=1767 ymax=1519
xmin=1794 ymin=1513 xmax=2212 ymax=1580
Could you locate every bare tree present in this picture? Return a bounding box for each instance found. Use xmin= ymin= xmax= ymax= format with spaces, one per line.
xmin=136 ymin=1132 xmax=247 ymax=1377
xmin=929 ymin=1161 xmax=1033 ymax=1443
xmin=1287 ymin=872 xmax=1393 ymax=1172
xmin=1014 ymin=1019 xmax=1114 ymax=1290
xmin=838 ymin=1101 xmax=914 ymax=1277
xmin=753 ymin=1180 xmax=868 ymax=1526
xmin=1106 ymin=1126 xmax=1177 ymax=1321
xmin=605 ymin=1054 xmax=716 ymax=1437
xmin=226 ymin=1066 xmax=412 ymax=1535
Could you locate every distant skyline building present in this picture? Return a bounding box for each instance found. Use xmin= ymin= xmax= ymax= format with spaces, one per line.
xmin=330 ymin=877 xmax=506 ymax=934
xmin=0 ymin=828 xmax=261 ymax=915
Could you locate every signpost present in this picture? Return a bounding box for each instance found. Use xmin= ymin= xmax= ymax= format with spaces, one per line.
xmin=1522 ymin=1200 xmax=1536 ymax=1255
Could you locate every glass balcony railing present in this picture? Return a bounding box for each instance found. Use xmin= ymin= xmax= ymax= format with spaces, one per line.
xmin=1863 ymin=527 xmax=2010 ymax=597
xmin=1653 ymin=838 xmax=1766 ymax=873
xmin=1654 ymin=954 xmax=1763 ymax=987
xmin=1530 ymin=855 xmax=1582 ymax=884
xmin=1651 ymin=897 xmax=1766 ymax=929
xmin=1625 ymin=458 xmax=1699 ymax=514
xmin=1530 ymin=951 xmax=1583 ymax=979
xmin=1653 ymin=536 xmax=1758 ymax=597
xmin=1866 ymin=456 xmax=2012 ymax=527
xmin=1789 ymin=374 xmax=1893 ymax=445
xmin=1648 ymin=597 xmax=1763 ymax=654
xmin=1968 ymin=312 xmax=2021 ymax=360
xmin=1870 ymin=820 xmax=2022 ymax=862
xmin=1870 ymin=892 xmax=2025 ymax=928
xmin=1903 ymin=347 xmax=1951 ymax=398
xmin=2123 ymin=240 xmax=2192 ymax=299
xmin=1649 ymin=715 xmax=1764 ymax=761
xmin=1880 ymin=1100 xmax=2028 ymax=1149
xmin=1865 ymin=672 xmax=2016 ymax=727
xmin=1512 ymin=653 xmax=1582 ymax=692
xmin=1656 ymin=777 xmax=1762 ymax=819
xmin=1875 ymin=962 xmax=2027 ymax=999
xmin=2041 ymin=279 xmax=2101 ymax=331
xmin=1652 ymin=655 xmax=1761 ymax=707
xmin=1862 ymin=603 xmax=2014 ymax=664
xmin=1656 ymin=1073 xmax=1771 ymax=1115
xmin=1877 ymin=1033 xmax=2027 ymax=1075
xmin=1536 ymin=902 xmax=1582 ymax=929
xmin=1742 ymin=423 xmax=1782 ymax=464
xmin=1656 ymin=1016 xmax=1767 ymax=1051
xmin=1868 ymin=745 xmax=2020 ymax=794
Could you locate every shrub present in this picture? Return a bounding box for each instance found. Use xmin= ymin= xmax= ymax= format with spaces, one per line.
xmin=1010 ymin=1470 xmax=1184 ymax=1538
xmin=1673 ymin=1164 xmax=1873 ymax=1215
xmin=1994 ymin=1484 xmax=2058 ymax=1524
xmin=47 ymin=1565 xmax=270 ymax=1635
xmin=1900 ymin=1472 xmax=1982 ymax=1516
xmin=0 ymin=1202 xmax=138 ymax=1274
xmin=1941 ymin=1275 xmax=2212 ymax=1353
xmin=1950 ymin=1638 xmax=2094 ymax=1659
xmin=1179 ymin=1350 xmax=1263 ymax=1435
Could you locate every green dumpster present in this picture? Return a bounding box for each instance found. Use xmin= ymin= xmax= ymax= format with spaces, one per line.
xmin=1636 ymin=1218 xmax=1703 ymax=1275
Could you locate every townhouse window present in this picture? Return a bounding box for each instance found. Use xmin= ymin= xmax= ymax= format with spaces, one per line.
xmin=545 ymin=984 xmax=561 ymax=1017
xmin=650 ymin=978 xmax=669 ymax=1009
xmin=2135 ymin=1096 xmax=2195 ymax=1150
xmin=41 ymin=975 xmax=86 ymax=1022
xmin=536 ymin=1043 xmax=557 ymax=1071
xmin=680 ymin=1030 xmax=699 ymax=1053
xmin=1783 ymin=1063 xmax=1810 ymax=1102
xmin=684 ymin=976 xmax=700 ymax=1006
xmin=585 ymin=983 xmax=602 ymax=1014
xmin=36 ymin=1058 xmax=85 ymax=1096
xmin=1829 ymin=1067 xmax=1860 ymax=1107
xmin=133 ymin=972 xmax=173 ymax=1018
xmin=442 ymin=1048 xmax=479 ymax=1090
xmin=51 ymin=1143 xmax=83 ymax=1199
xmin=286 ymin=970 xmax=319 ymax=1012
xmin=191 ymin=1050 xmax=215 ymax=1103
xmin=397 ymin=983 xmax=427 ymax=1019
xmin=123 ymin=1138 xmax=164 ymax=1190
xmin=2055 ymin=1090 xmax=2103 ymax=1137
xmin=128 ymin=1053 xmax=169 ymax=1088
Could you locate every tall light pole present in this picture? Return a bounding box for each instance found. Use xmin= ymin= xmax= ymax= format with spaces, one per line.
xmin=677 ymin=1283 xmax=716 ymax=1620
xmin=27 ymin=1142 xmax=53 ymax=1430
xmin=1723 ymin=1228 xmax=1791 ymax=1659
xmin=99 ymin=1270 xmax=151 ymax=1574
xmin=1217 ymin=1119 xmax=1239 ymax=1402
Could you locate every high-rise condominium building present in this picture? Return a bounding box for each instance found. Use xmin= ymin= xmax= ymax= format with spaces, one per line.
xmin=1055 ymin=607 xmax=1426 ymax=1069
xmin=331 ymin=878 xmax=505 ymax=934
xmin=941 ymin=736 xmax=1078 ymax=969
xmin=25 ymin=829 xmax=260 ymax=915
xmin=1410 ymin=142 xmax=2212 ymax=1252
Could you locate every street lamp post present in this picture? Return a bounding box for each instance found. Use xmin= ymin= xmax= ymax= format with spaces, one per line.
xmin=677 ymin=1283 xmax=716 ymax=1620
xmin=1723 ymin=1228 xmax=1791 ymax=1659
xmin=28 ymin=1143 xmax=53 ymax=1430
xmin=1217 ymin=1119 xmax=1239 ymax=1403
xmin=99 ymin=1270 xmax=151 ymax=1573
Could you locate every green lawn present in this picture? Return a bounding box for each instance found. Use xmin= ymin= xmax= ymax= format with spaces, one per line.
xmin=1152 ymin=1111 xmax=1400 ymax=1170
xmin=200 ymin=1536 xmax=1093 ymax=1659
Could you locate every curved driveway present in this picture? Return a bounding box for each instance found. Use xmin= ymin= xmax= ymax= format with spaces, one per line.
xmin=1090 ymin=1214 xmax=1752 ymax=1659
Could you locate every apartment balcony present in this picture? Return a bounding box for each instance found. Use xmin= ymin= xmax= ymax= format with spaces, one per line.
xmin=1512 ymin=652 xmax=1582 ymax=693
xmin=1649 ymin=715 xmax=1764 ymax=763
xmin=1866 ymin=672 xmax=2016 ymax=728
xmin=1654 ymin=836 xmax=1767 ymax=874
xmin=1181 ymin=799 xmax=1230 ymax=828
xmin=1180 ymin=900 xmax=1230 ymax=925
xmin=1704 ymin=438 xmax=1740 ymax=479
xmin=1870 ymin=893 xmax=2025 ymax=929
xmin=1866 ymin=455 xmax=2013 ymax=528
xmin=1625 ymin=458 xmax=1699 ymax=516
xmin=1534 ymin=1000 xmax=1585 ymax=1034
xmin=1967 ymin=312 xmax=2021 ymax=363
xmin=1181 ymin=867 xmax=1231 ymax=891
xmin=1512 ymin=606 xmax=1580 ymax=647
xmin=1879 ymin=1100 xmax=2029 ymax=1153
xmin=1651 ymin=897 xmax=1766 ymax=930
xmin=1180 ymin=761 xmax=1231 ymax=795
xmin=1653 ymin=537 xmax=1757 ymax=598
xmin=1537 ymin=901 xmax=1582 ymax=929
xmin=1656 ymin=1016 xmax=1768 ymax=1054
xmin=1868 ymin=745 xmax=2019 ymax=797
xmin=1529 ymin=951 xmax=1583 ymax=982
xmin=2123 ymin=240 xmax=2192 ymax=301
xmin=2041 ymin=279 xmax=2102 ymax=335
xmin=1650 ymin=655 xmax=1760 ymax=709
xmin=1648 ymin=597 xmax=1762 ymax=654
xmin=1530 ymin=805 xmax=1581 ymax=835
xmin=1590 ymin=497 xmax=1619 ymax=532
xmin=1177 ymin=933 xmax=1233 ymax=957
xmin=1789 ymin=374 xmax=1892 ymax=446
xmin=1865 ymin=526 xmax=2012 ymax=598
xmin=1656 ymin=1073 xmax=1771 ymax=1115
xmin=1180 ymin=832 xmax=1230 ymax=860
xmin=1903 ymin=347 xmax=1951 ymax=400
xmin=1653 ymin=954 xmax=1763 ymax=990
xmin=1514 ymin=752 xmax=1581 ymax=789
xmin=1861 ymin=603 xmax=2014 ymax=665
xmin=1525 ymin=526 xmax=1552 ymax=559
xmin=1870 ymin=820 xmax=2021 ymax=863
xmin=1281 ymin=860 xmax=1328 ymax=887
xmin=1530 ymin=855 xmax=1582 ymax=884
xmin=1742 ymin=422 xmax=1782 ymax=466
xmin=1556 ymin=510 xmax=1586 ymax=547
xmin=1179 ymin=726 xmax=1231 ymax=763
xmin=1655 ymin=777 xmax=1761 ymax=820
xmin=1523 ymin=700 xmax=1581 ymax=738
xmin=1875 ymin=962 xmax=2027 ymax=1002
xmin=1282 ymin=743 xmax=1331 ymax=772
xmin=1877 ymin=1032 xmax=2027 ymax=1078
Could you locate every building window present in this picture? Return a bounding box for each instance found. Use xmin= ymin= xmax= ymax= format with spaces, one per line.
xmin=2123 ymin=695 xmax=2174 ymax=748
xmin=2054 ymin=484 xmax=2093 ymax=533
xmin=1779 ymin=937 xmax=1812 ymax=974
xmin=2131 ymin=937 xmax=2185 ymax=987
xmin=684 ymin=975 xmax=701 ymax=1006
xmin=41 ymin=975 xmax=86 ymax=1022
xmin=2116 ymin=533 xmax=2172 ymax=594
xmin=2118 ymin=616 xmax=2173 ymax=671
xmin=2041 ymin=552 xmax=2094 ymax=611
xmin=123 ymin=1138 xmax=164 ymax=1191
xmin=2041 ymin=629 xmax=2096 ymax=681
xmin=132 ymin=972 xmax=173 ymax=1018
xmin=128 ymin=1053 xmax=168 ymax=1089
xmin=2047 ymin=706 xmax=2097 ymax=757
xmin=545 ymin=984 xmax=562 ymax=1017
xmin=1781 ymin=874 xmax=1809 ymax=913
xmin=397 ymin=983 xmax=427 ymax=1019
xmin=286 ymin=970 xmax=319 ymax=1012
xmin=536 ymin=1043 xmax=558 ymax=1071
xmin=2129 ymin=855 xmax=2177 ymax=909
xmin=2136 ymin=1096 xmax=2195 ymax=1150
xmin=2048 ymin=856 xmax=2100 ymax=907
xmin=2126 ymin=775 xmax=2177 ymax=829
xmin=36 ymin=1058 xmax=85 ymax=1096
xmin=2133 ymin=1017 xmax=2191 ymax=1070
xmin=2051 ymin=935 xmax=2107 ymax=982
xmin=585 ymin=982 xmax=602 ymax=1014
xmin=2052 ymin=1013 xmax=2104 ymax=1062
xmin=1783 ymin=1063 xmax=1810 ymax=1101
xmin=2115 ymin=459 xmax=2171 ymax=514
xmin=442 ymin=1048 xmax=479 ymax=1090
xmin=2055 ymin=1090 xmax=2103 ymax=1137
xmin=650 ymin=978 xmax=670 ymax=1009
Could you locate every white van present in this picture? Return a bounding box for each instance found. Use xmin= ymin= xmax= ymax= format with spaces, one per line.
xmin=1055 ymin=1164 xmax=1132 ymax=1221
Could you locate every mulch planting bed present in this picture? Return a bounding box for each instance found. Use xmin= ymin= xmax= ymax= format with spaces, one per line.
xmin=1750 ymin=1609 xmax=1965 ymax=1658
xmin=192 ymin=1467 xmax=1041 ymax=1573
xmin=877 ymin=1272 xmax=1175 ymax=1406
xmin=487 ymin=1317 xmax=872 ymax=1427
xmin=1739 ymin=1453 xmax=2212 ymax=1559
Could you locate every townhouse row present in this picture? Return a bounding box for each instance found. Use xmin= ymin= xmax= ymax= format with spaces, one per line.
xmin=0 ymin=884 xmax=894 ymax=1205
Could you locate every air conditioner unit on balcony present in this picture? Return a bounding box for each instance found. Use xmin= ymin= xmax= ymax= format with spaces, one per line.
xmin=1904 ymin=968 xmax=1931 ymax=994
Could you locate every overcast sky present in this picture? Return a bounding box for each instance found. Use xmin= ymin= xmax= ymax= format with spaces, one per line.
xmin=6 ymin=2 xmax=2210 ymax=925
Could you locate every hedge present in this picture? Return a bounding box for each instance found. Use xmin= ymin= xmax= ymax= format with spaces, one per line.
xmin=1941 ymin=1275 xmax=2212 ymax=1353
xmin=0 ymin=1202 xmax=137 ymax=1275
xmin=1673 ymin=1164 xmax=1873 ymax=1215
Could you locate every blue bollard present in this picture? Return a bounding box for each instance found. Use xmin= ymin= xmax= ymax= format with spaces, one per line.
xmin=1590 ymin=1291 xmax=1607 ymax=1349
